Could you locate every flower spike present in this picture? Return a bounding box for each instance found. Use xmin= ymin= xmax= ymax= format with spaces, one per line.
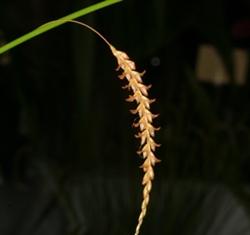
xmin=44 ymin=20 xmax=161 ymax=235
xmin=110 ymin=45 xmax=160 ymax=235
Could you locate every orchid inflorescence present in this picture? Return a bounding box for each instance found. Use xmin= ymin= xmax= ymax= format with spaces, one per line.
xmin=110 ymin=46 xmax=161 ymax=235
xmin=44 ymin=20 xmax=161 ymax=235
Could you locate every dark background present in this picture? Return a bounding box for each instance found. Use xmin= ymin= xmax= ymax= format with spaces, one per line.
xmin=0 ymin=0 xmax=250 ymax=234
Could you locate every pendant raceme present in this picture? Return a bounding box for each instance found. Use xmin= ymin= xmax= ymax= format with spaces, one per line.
xmin=37 ymin=20 xmax=160 ymax=235
xmin=110 ymin=46 xmax=161 ymax=235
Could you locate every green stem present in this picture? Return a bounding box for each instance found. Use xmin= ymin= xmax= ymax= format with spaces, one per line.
xmin=0 ymin=0 xmax=122 ymax=54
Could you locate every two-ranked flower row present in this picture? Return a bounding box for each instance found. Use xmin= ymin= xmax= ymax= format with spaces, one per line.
xmin=111 ymin=47 xmax=160 ymax=170
xmin=110 ymin=45 xmax=160 ymax=235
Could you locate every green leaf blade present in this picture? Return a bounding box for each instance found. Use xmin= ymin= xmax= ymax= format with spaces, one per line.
xmin=0 ymin=0 xmax=122 ymax=54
